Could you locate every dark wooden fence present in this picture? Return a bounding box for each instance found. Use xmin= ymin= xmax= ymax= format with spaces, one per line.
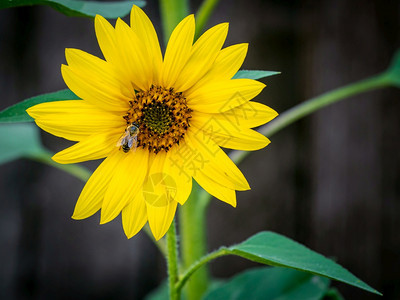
xmin=0 ymin=1 xmax=399 ymax=299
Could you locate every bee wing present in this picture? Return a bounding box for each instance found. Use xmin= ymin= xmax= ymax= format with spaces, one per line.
xmin=116 ymin=134 xmax=127 ymax=147
xmin=127 ymin=137 xmax=134 ymax=148
xmin=127 ymin=135 xmax=138 ymax=152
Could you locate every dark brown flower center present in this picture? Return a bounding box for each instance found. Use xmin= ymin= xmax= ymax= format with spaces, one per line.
xmin=122 ymin=85 xmax=192 ymax=154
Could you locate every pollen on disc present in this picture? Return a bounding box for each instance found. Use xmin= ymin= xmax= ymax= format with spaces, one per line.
xmin=121 ymin=85 xmax=192 ymax=154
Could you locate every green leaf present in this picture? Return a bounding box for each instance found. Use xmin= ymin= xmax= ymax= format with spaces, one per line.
xmin=324 ymin=288 xmax=345 ymax=300
xmin=228 ymin=231 xmax=381 ymax=296
xmin=0 ymin=0 xmax=145 ymax=19
xmin=0 ymin=89 xmax=79 ymax=123
xmin=0 ymin=123 xmax=91 ymax=180
xmin=145 ymin=279 xmax=224 ymax=300
xmin=144 ymin=282 xmax=168 ymax=300
xmin=203 ymin=267 xmax=330 ymax=300
xmin=0 ymin=123 xmax=44 ymax=165
xmin=385 ymin=49 xmax=400 ymax=88
xmin=233 ymin=70 xmax=280 ymax=80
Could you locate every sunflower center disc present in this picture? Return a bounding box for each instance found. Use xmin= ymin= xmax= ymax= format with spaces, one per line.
xmin=123 ymin=85 xmax=192 ymax=154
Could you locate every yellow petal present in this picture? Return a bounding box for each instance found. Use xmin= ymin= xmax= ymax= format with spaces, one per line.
xmin=161 ymin=139 xmax=195 ymax=183
xmin=176 ymin=177 xmax=192 ymax=205
xmin=72 ymin=149 xmax=124 ymax=219
xmin=187 ymin=79 xmax=265 ymax=113
xmin=27 ymin=100 xmax=124 ymax=141
xmin=184 ymin=131 xmax=250 ymax=191
xmin=115 ymin=18 xmax=153 ymax=91
xmin=130 ymin=5 xmax=163 ymax=84
xmin=100 ymin=149 xmax=149 ymax=224
xmin=52 ymin=129 xmax=120 ymax=164
xmin=174 ymin=23 xmax=229 ymax=92
xmin=164 ymin=148 xmax=193 ymax=205
xmin=62 ymin=65 xmax=130 ymax=113
xmin=95 ymin=15 xmax=119 ymax=64
xmin=121 ymin=191 xmax=148 ymax=238
xmin=65 ymin=48 xmax=133 ymax=100
xmin=190 ymin=112 xmax=271 ymax=150
xmin=213 ymin=129 xmax=270 ymax=151
xmin=203 ymin=126 xmax=270 ymax=151
xmin=194 ymin=172 xmax=236 ymax=207
xmin=95 ymin=15 xmax=141 ymax=90
xmin=33 ymin=121 xmax=84 ymax=142
xmin=142 ymin=152 xmax=168 ymax=207
xmin=146 ymin=200 xmax=177 ymax=241
xmin=161 ymin=15 xmax=195 ymax=88
xmin=142 ymin=152 xmax=178 ymax=240
xmin=216 ymin=101 xmax=279 ymax=128
xmin=189 ymin=43 xmax=248 ymax=91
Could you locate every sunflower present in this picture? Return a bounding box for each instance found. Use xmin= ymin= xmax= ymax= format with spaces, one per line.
xmin=27 ymin=6 xmax=278 ymax=240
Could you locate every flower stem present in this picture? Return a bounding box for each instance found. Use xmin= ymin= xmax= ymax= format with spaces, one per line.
xmin=179 ymin=181 xmax=210 ymax=300
xmin=176 ymin=247 xmax=229 ymax=293
xmin=230 ymin=72 xmax=391 ymax=164
xmin=166 ymin=218 xmax=179 ymax=300
xmin=195 ymin=0 xmax=221 ymax=39
xmin=159 ymin=0 xmax=189 ymax=45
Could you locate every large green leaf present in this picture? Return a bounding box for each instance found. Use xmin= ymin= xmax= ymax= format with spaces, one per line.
xmin=0 ymin=0 xmax=145 ymax=19
xmin=0 ymin=123 xmax=44 ymax=165
xmin=203 ymin=267 xmax=330 ymax=300
xmin=0 ymin=89 xmax=79 ymax=123
xmin=233 ymin=70 xmax=280 ymax=80
xmin=227 ymin=231 xmax=381 ymax=296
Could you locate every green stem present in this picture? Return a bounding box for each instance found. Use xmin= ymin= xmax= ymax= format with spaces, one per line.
xmin=230 ymin=72 xmax=391 ymax=164
xmin=176 ymin=247 xmax=229 ymax=293
xmin=166 ymin=219 xmax=179 ymax=300
xmin=159 ymin=0 xmax=189 ymax=45
xmin=195 ymin=0 xmax=221 ymax=39
xmin=27 ymin=149 xmax=91 ymax=182
xmin=179 ymin=181 xmax=210 ymax=300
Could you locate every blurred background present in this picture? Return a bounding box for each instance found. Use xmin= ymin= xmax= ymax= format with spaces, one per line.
xmin=0 ymin=0 xmax=399 ymax=299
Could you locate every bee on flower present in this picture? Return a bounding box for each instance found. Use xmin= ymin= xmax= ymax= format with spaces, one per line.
xmin=117 ymin=122 xmax=139 ymax=153
xmin=27 ymin=5 xmax=278 ymax=240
